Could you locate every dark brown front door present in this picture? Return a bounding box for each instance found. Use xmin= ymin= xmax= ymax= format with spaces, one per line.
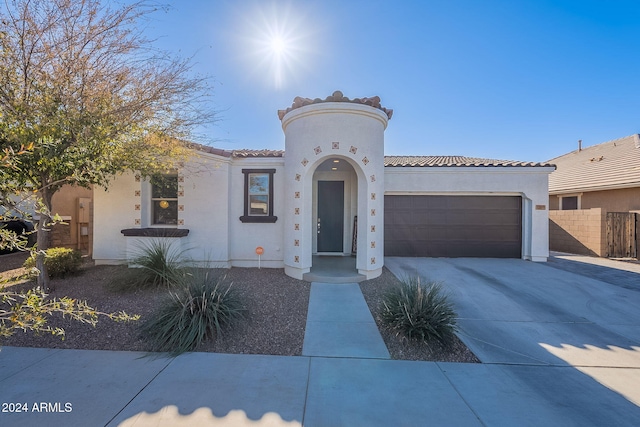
xmin=384 ymin=195 xmax=522 ymax=258
xmin=317 ymin=181 xmax=344 ymax=252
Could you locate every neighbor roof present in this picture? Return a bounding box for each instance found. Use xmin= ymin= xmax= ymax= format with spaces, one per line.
xmin=548 ymin=134 xmax=640 ymax=194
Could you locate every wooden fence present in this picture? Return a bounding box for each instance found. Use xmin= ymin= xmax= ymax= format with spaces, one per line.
xmin=606 ymin=212 xmax=637 ymax=258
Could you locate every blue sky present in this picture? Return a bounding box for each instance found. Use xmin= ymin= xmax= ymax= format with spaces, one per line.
xmin=146 ymin=0 xmax=640 ymax=162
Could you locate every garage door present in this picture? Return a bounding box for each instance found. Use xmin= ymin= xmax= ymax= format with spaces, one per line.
xmin=384 ymin=195 xmax=522 ymax=258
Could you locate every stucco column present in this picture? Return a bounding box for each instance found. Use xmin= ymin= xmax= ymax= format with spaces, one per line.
xmin=279 ymin=92 xmax=392 ymax=280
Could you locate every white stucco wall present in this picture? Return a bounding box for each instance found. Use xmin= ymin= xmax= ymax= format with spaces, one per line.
xmin=384 ymin=166 xmax=554 ymax=261
xmin=93 ymin=153 xmax=235 ymax=266
xmin=93 ymin=171 xmax=138 ymax=264
xmin=228 ymin=157 xmax=285 ymax=268
xmin=280 ymin=102 xmax=389 ymax=280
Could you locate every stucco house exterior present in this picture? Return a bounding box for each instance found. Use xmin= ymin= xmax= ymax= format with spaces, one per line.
xmin=548 ymin=134 xmax=640 ymax=257
xmin=93 ymin=91 xmax=554 ymax=280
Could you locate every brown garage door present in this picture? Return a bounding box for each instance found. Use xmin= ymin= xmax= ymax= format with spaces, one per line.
xmin=384 ymin=195 xmax=522 ymax=258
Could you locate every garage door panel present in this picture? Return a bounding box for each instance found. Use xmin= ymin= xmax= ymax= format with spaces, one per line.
xmin=384 ymin=195 xmax=522 ymax=258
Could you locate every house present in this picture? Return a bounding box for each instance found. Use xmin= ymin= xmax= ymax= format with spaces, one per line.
xmin=548 ymin=134 xmax=640 ymax=257
xmin=1 ymin=184 xmax=92 ymax=254
xmin=93 ymin=91 xmax=554 ymax=281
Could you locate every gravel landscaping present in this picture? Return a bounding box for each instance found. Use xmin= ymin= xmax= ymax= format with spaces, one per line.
xmin=1 ymin=252 xmax=478 ymax=362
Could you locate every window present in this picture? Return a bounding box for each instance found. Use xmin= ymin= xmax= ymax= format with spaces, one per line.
xmin=560 ymin=196 xmax=579 ymax=210
xmin=240 ymin=169 xmax=277 ymax=223
xmin=151 ymin=174 xmax=178 ymax=225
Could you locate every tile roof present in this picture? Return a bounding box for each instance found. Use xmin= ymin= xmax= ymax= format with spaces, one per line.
xmin=278 ymin=90 xmax=393 ymax=120
xmin=547 ymin=134 xmax=640 ymax=194
xmin=232 ymin=149 xmax=284 ymax=158
xmin=190 ymin=143 xmax=552 ymax=168
xmin=383 ymin=156 xmax=554 ymax=168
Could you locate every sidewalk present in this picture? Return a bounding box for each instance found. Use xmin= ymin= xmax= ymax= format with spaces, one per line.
xmin=1 ymin=276 xmax=640 ymax=426
xmin=2 ymin=346 xmax=639 ymax=426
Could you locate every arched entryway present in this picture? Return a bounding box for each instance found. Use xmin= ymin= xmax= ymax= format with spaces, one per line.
xmin=305 ymin=157 xmax=365 ymax=282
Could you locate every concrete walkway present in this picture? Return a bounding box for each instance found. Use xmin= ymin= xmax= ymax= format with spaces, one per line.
xmin=302 ymin=283 xmax=389 ymax=359
xmin=2 ymin=256 xmax=640 ymax=426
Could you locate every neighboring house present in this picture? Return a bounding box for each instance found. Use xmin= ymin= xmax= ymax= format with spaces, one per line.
xmin=1 ymin=185 xmax=92 ymax=254
xmin=93 ymin=91 xmax=554 ymax=281
xmin=548 ymin=134 xmax=640 ymax=257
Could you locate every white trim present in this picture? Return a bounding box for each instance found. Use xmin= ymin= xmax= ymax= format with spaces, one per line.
xmin=558 ymin=193 xmax=582 ymax=210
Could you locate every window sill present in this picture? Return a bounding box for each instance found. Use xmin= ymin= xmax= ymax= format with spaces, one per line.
xmin=120 ymin=228 xmax=190 ymax=237
xmin=239 ymin=216 xmax=278 ymax=223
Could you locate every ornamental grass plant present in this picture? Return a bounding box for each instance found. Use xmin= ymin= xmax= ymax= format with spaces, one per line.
xmin=140 ymin=269 xmax=245 ymax=355
xmin=381 ymin=276 xmax=458 ymax=346
xmin=109 ymin=239 xmax=186 ymax=292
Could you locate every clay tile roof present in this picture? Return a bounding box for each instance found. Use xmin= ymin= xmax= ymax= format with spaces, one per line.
xmin=384 ymin=155 xmax=554 ymax=168
xmin=185 ymin=142 xmax=232 ymax=157
xmin=278 ymin=90 xmax=393 ymax=120
xmin=547 ymin=134 xmax=640 ymax=194
xmin=231 ymin=149 xmax=284 ymax=158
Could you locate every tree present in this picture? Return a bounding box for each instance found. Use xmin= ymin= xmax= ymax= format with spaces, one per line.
xmin=0 ymin=0 xmax=214 ymax=288
xmin=1 ymin=286 xmax=139 ymax=341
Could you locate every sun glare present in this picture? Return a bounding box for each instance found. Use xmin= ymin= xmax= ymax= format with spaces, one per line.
xmin=270 ymin=36 xmax=287 ymax=55
xmin=239 ymin=3 xmax=316 ymax=89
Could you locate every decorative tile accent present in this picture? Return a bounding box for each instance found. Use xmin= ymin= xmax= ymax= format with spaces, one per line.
xmin=178 ymin=205 xmax=184 ymax=211
xmin=349 ymin=146 xmax=358 ymax=154
xmin=294 ymin=256 xmax=299 ymax=263
xmin=371 ymin=225 xmax=376 ymax=232
xmin=370 ymin=174 xmax=376 ymax=182
xmin=178 ymin=176 xmax=184 ymax=183
xmin=178 ymin=190 xmax=184 ymax=197
xmin=370 ymin=209 xmax=376 ymax=216
xmin=332 ymin=142 xmax=340 ymax=149
xmin=135 ymin=175 xmax=141 ymax=182
xmin=314 ymin=146 xmax=322 ymax=155
xmin=178 ymin=219 xmax=184 ymax=226
xmin=371 ymin=257 xmax=376 ymax=265
xmin=371 ymin=193 xmax=376 ymax=200
xmin=294 ymin=207 xmax=300 ymax=215
xmin=134 ymin=219 xmax=141 ymax=225
xmin=134 ymin=190 xmax=140 ymax=197
xmin=295 ymin=173 xmax=301 ymax=181
xmin=294 ymin=191 xmax=300 ymax=199
xmin=301 ymin=158 xmax=309 ymax=167
xmin=370 ymin=241 xmax=376 ymax=249
xmin=294 ymin=239 xmax=299 ymax=247
xmin=362 ymin=156 xmax=369 ymax=165
xmin=294 ymin=223 xmax=299 ymax=231
xmin=134 ymin=204 xmax=140 ymax=211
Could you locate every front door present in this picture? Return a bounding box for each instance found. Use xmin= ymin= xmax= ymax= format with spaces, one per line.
xmin=317 ymin=181 xmax=344 ymax=252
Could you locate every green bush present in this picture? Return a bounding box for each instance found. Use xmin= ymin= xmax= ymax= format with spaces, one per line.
xmin=140 ymin=270 xmax=244 ymax=355
xmin=381 ymin=276 xmax=458 ymax=346
xmin=23 ymin=247 xmax=82 ymax=278
xmin=112 ymin=239 xmax=186 ymax=291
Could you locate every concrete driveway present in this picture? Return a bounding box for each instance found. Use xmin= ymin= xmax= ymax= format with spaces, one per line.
xmin=385 ymin=257 xmax=640 ymax=406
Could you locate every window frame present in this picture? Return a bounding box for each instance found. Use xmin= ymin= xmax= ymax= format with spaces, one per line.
xmin=240 ymin=169 xmax=277 ymax=223
xmin=559 ymin=194 xmax=581 ymax=211
xmin=150 ymin=173 xmax=179 ymax=226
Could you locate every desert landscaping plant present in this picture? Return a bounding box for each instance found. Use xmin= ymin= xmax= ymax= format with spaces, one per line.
xmin=381 ymin=276 xmax=458 ymax=346
xmin=140 ymin=270 xmax=245 ymax=355
xmin=23 ymin=247 xmax=82 ymax=279
xmin=111 ymin=240 xmax=187 ymax=291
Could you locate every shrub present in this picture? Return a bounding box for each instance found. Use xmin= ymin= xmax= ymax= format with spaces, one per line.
xmin=23 ymin=247 xmax=82 ymax=278
xmin=380 ymin=276 xmax=458 ymax=346
xmin=140 ymin=270 xmax=244 ymax=355
xmin=114 ymin=239 xmax=186 ymax=291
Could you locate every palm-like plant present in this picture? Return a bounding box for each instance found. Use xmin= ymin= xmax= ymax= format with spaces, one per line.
xmin=381 ymin=276 xmax=458 ymax=346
